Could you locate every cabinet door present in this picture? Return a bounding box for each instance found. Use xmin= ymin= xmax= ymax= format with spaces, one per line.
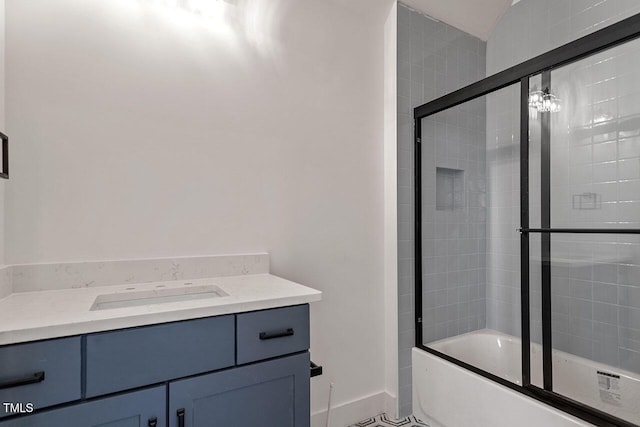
xmin=169 ymin=352 xmax=309 ymax=427
xmin=0 ymin=386 xmax=165 ymax=427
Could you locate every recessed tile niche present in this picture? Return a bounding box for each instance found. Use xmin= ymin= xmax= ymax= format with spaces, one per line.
xmin=436 ymin=167 xmax=464 ymax=211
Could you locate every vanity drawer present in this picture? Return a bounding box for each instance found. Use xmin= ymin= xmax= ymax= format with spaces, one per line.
xmin=85 ymin=315 xmax=234 ymax=398
xmin=236 ymin=304 xmax=309 ymax=364
xmin=0 ymin=337 xmax=81 ymax=418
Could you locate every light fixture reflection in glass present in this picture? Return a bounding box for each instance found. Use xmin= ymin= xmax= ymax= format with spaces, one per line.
xmin=529 ymin=89 xmax=561 ymax=114
xmin=540 ymin=93 xmax=561 ymax=113
xmin=529 ymin=90 xmax=545 ymax=110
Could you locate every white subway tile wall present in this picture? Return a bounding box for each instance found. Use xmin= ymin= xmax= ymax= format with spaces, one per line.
xmin=545 ymin=40 xmax=640 ymax=375
xmin=487 ymin=0 xmax=640 ymax=384
xmin=488 ymin=0 xmax=640 ymax=75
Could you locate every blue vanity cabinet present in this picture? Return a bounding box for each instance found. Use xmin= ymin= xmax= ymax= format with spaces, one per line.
xmin=169 ymin=352 xmax=310 ymax=427
xmin=0 ymin=304 xmax=311 ymax=427
xmin=0 ymin=386 xmax=166 ymax=427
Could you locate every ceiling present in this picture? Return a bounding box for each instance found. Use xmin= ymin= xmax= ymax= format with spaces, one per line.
xmin=400 ymin=0 xmax=513 ymax=41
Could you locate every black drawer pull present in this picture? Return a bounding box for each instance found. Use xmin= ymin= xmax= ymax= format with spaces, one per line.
xmin=0 ymin=371 xmax=45 ymax=390
xmin=259 ymin=328 xmax=294 ymax=340
xmin=148 ymin=417 xmax=157 ymax=427
xmin=177 ymin=408 xmax=185 ymax=427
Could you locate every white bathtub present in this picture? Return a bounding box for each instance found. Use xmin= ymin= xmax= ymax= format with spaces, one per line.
xmin=413 ymin=329 xmax=640 ymax=427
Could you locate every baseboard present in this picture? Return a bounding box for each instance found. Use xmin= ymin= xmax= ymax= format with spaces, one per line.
xmin=384 ymin=391 xmax=398 ymax=420
xmin=0 ymin=265 xmax=11 ymax=300
xmin=311 ymin=391 xmax=395 ymax=427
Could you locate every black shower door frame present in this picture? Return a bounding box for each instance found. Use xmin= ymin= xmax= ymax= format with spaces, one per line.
xmin=413 ymin=12 xmax=640 ymax=427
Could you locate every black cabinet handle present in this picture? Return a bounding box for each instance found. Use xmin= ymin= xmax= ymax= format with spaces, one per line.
xmin=148 ymin=417 xmax=157 ymax=427
xmin=0 ymin=371 xmax=45 ymax=390
xmin=259 ymin=328 xmax=294 ymax=340
xmin=177 ymin=408 xmax=185 ymax=427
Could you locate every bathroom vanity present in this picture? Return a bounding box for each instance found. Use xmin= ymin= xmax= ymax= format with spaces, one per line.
xmin=0 ymin=270 xmax=321 ymax=427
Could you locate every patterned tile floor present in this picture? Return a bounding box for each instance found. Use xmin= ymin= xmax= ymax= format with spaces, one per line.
xmin=348 ymin=413 xmax=429 ymax=427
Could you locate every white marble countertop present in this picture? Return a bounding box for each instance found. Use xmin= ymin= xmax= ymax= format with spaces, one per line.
xmin=0 ymin=274 xmax=321 ymax=345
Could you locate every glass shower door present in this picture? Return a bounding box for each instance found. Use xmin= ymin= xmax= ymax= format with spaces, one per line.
xmin=419 ymin=83 xmax=524 ymax=385
xmin=529 ymin=36 xmax=640 ymax=425
xmin=413 ymin=11 xmax=640 ymax=426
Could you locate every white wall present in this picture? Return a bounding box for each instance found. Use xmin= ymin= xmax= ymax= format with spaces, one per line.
xmin=5 ymin=0 xmax=394 ymax=423
xmin=383 ymin=1 xmax=398 ymax=418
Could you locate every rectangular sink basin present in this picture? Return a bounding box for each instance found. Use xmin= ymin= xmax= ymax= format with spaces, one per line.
xmin=90 ymin=283 xmax=229 ymax=311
